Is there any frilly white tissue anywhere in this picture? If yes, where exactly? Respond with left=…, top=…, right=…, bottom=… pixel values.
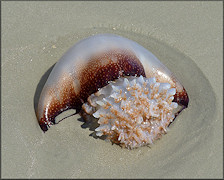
left=82, top=75, right=178, bottom=149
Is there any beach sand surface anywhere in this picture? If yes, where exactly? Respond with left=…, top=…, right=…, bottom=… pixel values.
left=2, top=2, right=223, bottom=178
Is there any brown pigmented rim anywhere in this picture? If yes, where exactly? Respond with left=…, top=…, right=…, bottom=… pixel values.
left=38, top=50, right=146, bottom=132
left=38, top=49, right=189, bottom=132
left=174, top=87, right=189, bottom=108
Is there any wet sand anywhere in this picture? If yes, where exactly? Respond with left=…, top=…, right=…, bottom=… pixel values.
left=2, top=1, right=223, bottom=178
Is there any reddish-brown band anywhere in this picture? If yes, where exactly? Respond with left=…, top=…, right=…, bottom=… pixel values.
left=39, top=50, right=146, bottom=132
left=174, top=87, right=189, bottom=108
left=38, top=50, right=189, bottom=132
